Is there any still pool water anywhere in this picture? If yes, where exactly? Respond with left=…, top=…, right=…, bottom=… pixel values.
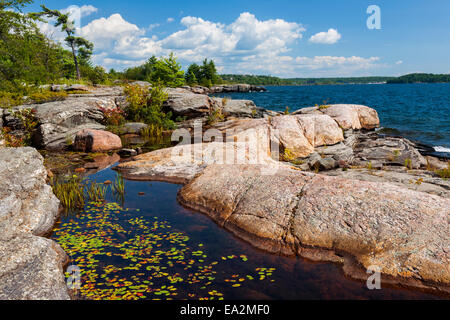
left=50, top=167, right=443, bottom=300
left=213, top=83, right=450, bottom=153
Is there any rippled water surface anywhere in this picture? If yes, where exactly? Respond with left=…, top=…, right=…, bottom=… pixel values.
left=50, top=167, right=443, bottom=300
left=213, top=83, right=450, bottom=152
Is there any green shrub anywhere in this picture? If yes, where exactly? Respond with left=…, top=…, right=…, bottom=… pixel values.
left=123, top=83, right=174, bottom=129
left=26, top=90, right=67, bottom=104
left=11, top=108, right=38, bottom=144
left=99, top=107, right=126, bottom=127
left=436, top=166, right=450, bottom=179
left=207, top=107, right=224, bottom=125
left=81, top=65, right=110, bottom=85
left=318, top=104, right=331, bottom=110
left=283, top=148, right=296, bottom=162
left=0, top=91, right=23, bottom=108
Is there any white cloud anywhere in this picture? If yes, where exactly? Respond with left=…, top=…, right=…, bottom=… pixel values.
left=37, top=10, right=381, bottom=76
left=309, top=28, right=341, bottom=44
left=160, top=12, right=304, bottom=63
left=79, top=14, right=142, bottom=50
left=395, top=60, right=403, bottom=65
left=167, top=17, right=175, bottom=23
left=230, top=55, right=380, bottom=77
left=148, top=23, right=160, bottom=31
left=62, top=5, right=98, bottom=18
left=229, top=12, right=304, bottom=52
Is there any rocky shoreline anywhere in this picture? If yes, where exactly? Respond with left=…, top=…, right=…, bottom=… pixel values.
left=1, top=84, right=449, bottom=299
left=0, top=148, right=70, bottom=300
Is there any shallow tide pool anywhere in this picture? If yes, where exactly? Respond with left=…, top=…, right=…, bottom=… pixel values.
left=50, top=166, right=443, bottom=300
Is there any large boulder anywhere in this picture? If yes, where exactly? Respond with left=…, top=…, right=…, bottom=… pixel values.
left=0, top=235, right=69, bottom=300
left=0, top=147, right=69, bottom=300
left=178, top=164, right=450, bottom=294
left=214, top=114, right=344, bottom=159
left=212, top=98, right=259, bottom=118
left=320, top=105, right=362, bottom=130
left=294, top=104, right=380, bottom=131
left=164, top=88, right=211, bottom=118
left=164, top=87, right=272, bottom=120
left=295, top=114, right=345, bottom=147
left=74, top=129, right=122, bottom=152
left=4, top=86, right=124, bottom=150
left=27, top=97, right=115, bottom=150
left=270, top=115, right=315, bottom=158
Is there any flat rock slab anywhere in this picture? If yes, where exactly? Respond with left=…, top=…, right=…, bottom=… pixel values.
left=116, top=142, right=279, bottom=183
left=178, top=164, right=450, bottom=294
left=0, top=147, right=69, bottom=300
left=324, top=167, right=450, bottom=198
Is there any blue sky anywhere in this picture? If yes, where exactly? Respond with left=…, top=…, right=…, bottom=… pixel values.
left=27, top=0, right=450, bottom=77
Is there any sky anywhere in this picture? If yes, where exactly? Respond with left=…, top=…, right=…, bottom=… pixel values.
left=25, top=0, right=450, bottom=78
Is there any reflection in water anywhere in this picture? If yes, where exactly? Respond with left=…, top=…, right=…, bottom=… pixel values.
left=51, top=167, right=442, bottom=300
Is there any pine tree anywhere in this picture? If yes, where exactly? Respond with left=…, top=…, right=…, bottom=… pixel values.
left=34, top=5, right=93, bottom=80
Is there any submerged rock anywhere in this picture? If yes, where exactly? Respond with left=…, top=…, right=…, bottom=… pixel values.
left=83, top=153, right=121, bottom=174
left=178, top=164, right=450, bottom=294
left=118, top=148, right=138, bottom=157
left=0, top=147, right=69, bottom=300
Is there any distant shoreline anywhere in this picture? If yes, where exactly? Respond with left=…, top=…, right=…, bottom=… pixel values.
left=220, top=73, right=450, bottom=86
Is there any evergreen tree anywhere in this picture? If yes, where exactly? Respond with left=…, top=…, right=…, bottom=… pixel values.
left=34, top=5, right=94, bottom=80
left=185, top=59, right=221, bottom=86
left=149, top=53, right=185, bottom=87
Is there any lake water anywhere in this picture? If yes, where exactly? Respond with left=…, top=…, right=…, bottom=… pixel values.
left=213, top=83, right=450, bottom=155
left=50, top=167, right=443, bottom=300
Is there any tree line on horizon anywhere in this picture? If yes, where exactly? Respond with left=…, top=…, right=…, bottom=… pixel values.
left=386, top=73, right=450, bottom=84
left=117, top=56, right=223, bottom=88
